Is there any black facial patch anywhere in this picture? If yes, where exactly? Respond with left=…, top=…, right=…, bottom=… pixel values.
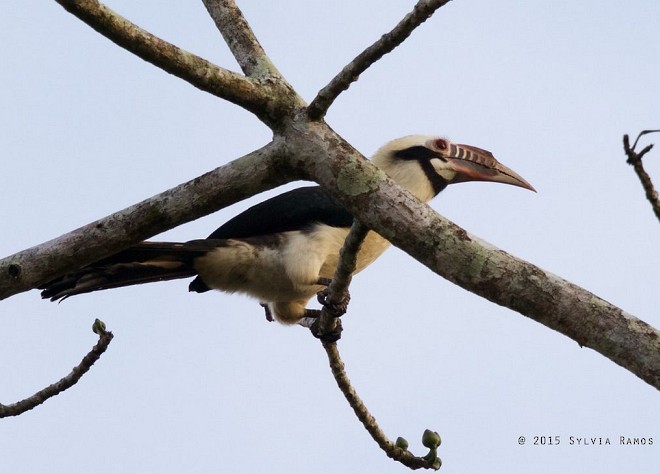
left=394, top=146, right=449, bottom=196
left=393, top=146, right=444, bottom=161
left=418, top=159, right=449, bottom=196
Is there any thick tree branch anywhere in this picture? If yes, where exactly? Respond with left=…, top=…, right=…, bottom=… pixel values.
left=55, top=0, right=290, bottom=124
left=0, top=142, right=293, bottom=300
left=0, top=319, right=113, bottom=418
left=282, top=121, right=660, bottom=390
left=623, top=130, right=660, bottom=222
left=307, top=0, right=453, bottom=120
left=323, top=341, right=441, bottom=470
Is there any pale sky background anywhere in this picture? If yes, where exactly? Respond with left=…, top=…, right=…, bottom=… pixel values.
left=1, top=1, right=659, bottom=473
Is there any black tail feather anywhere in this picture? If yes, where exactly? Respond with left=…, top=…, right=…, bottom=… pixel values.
left=39, top=241, right=207, bottom=301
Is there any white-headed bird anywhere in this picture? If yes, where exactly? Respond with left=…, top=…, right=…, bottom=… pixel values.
left=41, top=136, right=534, bottom=324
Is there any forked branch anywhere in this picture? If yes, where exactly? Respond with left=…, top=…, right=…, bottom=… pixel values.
left=623, top=130, right=660, bottom=222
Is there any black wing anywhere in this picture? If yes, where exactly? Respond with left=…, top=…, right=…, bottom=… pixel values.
left=206, top=186, right=353, bottom=239
left=188, top=186, right=354, bottom=293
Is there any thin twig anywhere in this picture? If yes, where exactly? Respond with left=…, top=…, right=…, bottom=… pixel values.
left=307, top=0, right=452, bottom=120
left=0, top=319, right=113, bottom=418
left=317, top=222, right=440, bottom=468
left=630, top=129, right=660, bottom=151
left=317, top=221, right=369, bottom=337
left=623, top=130, right=660, bottom=222
left=54, top=0, right=286, bottom=124
left=318, top=222, right=441, bottom=469
left=323, top=341, right=440, bottom=470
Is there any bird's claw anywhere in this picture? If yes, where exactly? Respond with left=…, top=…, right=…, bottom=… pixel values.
left=310, top=317, right=343, bottom=343
left=316, top=288, right=351, bottom=318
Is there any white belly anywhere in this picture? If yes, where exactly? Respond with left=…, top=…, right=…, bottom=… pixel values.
left=192, top=225, right=392, bottom=322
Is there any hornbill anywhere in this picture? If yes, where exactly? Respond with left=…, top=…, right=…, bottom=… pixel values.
left=40, top=135, right=534, bottom=324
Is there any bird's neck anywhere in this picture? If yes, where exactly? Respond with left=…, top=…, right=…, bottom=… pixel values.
left=378, top=158, right=443, bottom=203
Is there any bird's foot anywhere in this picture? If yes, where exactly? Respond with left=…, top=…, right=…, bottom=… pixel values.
left=311, top=316, right=343, bottom=343
left=299, top=309, right=343, bottom=342
left=317, top=286, right=351, bottom=318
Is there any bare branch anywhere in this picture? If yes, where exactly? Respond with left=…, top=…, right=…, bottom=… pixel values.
left=623, top=130, right=660, bottom=222
left=0, top=319, right=113, bottom=418
left=0, top=142, right=292, bottom=300
left=54, top=0, right=289, bottom=124
left=323, top=341, right=440, bottom=470
left=307, top=0, right=452, bottom=120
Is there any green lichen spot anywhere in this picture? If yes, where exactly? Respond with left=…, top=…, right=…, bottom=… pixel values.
left=336, top=161, right=380, bottom=196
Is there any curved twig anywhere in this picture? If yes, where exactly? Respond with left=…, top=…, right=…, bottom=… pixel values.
left=0, top=319, right=113, bottom=418
left=629, top=129, right=660, bottom=151
left=317, top=222, right=442, bottom=469
left=307, top=0, right=452, bottom=120
left=323, top=341, right=440, bottom=470
left=55, top=0, right=288, bottom=124
left=623, top=130, right=660, bottom=222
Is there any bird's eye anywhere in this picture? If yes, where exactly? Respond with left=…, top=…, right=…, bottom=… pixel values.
left=435, top=138, right=448, bottom=150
